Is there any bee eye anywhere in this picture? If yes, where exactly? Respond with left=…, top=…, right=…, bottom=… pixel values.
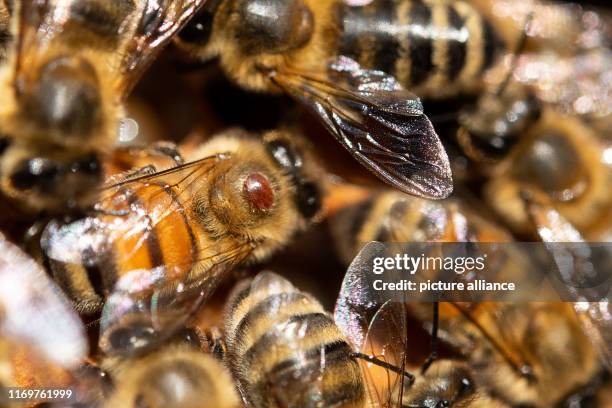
left=11, top=158, right=60, bottom=191
left=72, top=154, right=101, bottom=176
left=243, top=172, right=275, bottom=211
left=267, top=139, right=301, bottom=171
left=296, top=180, right=320, bottom=218
left=104, top=323, right=159, bottom=357
left=178, top=2, right=217, bottom=45
left=459, top=377, right=473, bottom=395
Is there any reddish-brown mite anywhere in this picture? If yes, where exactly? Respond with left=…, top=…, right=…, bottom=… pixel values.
left=243, top=172, right=275, bottom=211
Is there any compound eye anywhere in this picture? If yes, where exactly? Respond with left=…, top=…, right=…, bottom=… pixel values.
left=11, top=158, right=61, bottom=192
left=243, top=172, right=275, bottom=211
left=296, top=180, right=320, bottom=219
left=102, top=321, right=159, bottom=357
left=72, top=154, right=101, bottom=176
left=267, top=139, right=301, bottom=170
left=178, top=3, right=215, bottom=45
left=458, top=377, right=473, bottom=396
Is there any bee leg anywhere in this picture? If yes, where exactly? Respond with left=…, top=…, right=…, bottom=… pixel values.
left=145, top=141, right=184, bottom=166
left=124, top=141, right=184, bottom=166
left=73, top=297, right=104, bottom=315
left=421, top=301, right=439, bottom=374
left=350, top=352, right=415, bottom=385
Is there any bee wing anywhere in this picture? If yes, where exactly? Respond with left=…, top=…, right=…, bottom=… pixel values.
left=41, top=155, right=254, bottom=357
left=574, top=301, right=612, bottom=371
left=114, top=0, right=206, bottom=96
left=0, top=233, right=87, bottom=368
left=335, top=242, right=409, bottom=407
left=273, top=56, right=452, bottom=199
left=98, top=243, right=251, bottom=357
left=43, top=155, right=225, bottom=266
left=524, top=198, right=612, bottom=369
left=14, top=0, right=204, bottom=97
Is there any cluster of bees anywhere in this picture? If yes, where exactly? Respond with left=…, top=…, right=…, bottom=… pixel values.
left=0, top=0, right=610, bottom=407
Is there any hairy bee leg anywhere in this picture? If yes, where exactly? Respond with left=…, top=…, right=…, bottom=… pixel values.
left=421, top=301, right=440, bottom=374
left=121, top=141, right=184, bottom=166
left=74, top=297, right=104, bottom=315
left=145, top=141, right=185, bottom=166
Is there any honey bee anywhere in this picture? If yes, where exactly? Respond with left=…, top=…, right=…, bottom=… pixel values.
left=103, top=344, right=240, bottom=408
left=224, top=270, right=368, bottom=407
left=434, top=301, right=603, bottom=407
left=332, top=191, right=606, bottom=407
left=0, top=231, right=87, bottom=396
left=457, top=84, right=542, bottom=164
left=42, top=129, right=323, bottom=358
left=484, top=107, right=612, bottom=240
left=329, top=188, right=514, bottom=265
left=172, top=0, right=489, bottom=199
left=0, top=0, right=206, bottom=213
left=225, top=271, right=505, bottom=407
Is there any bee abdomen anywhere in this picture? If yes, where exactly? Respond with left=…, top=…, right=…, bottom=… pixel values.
left=225, top=273, right=367, bottom=408
left=338, top=0, right=503, bottom=97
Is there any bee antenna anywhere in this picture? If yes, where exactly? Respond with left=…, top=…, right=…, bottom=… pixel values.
left=420, top=302, right=439, bottom=374
left=350, top=352, right=415, bottom=386
left=495, top=12, right=534, bottom=97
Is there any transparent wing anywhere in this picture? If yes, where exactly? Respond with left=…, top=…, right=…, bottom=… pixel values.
left=524, top=198, right=612, bottom=369
left=15, top=0, right=205, bottom=97
left=0, top=232, right=87, bottom=368
left=14, top=1, right=132, bottom=77
left=335, top=242, right=411, bottom=407
left=574, top=301, right=612, bottom=371
left=43, top=155, right=225, bottom=267
left=273, top=56, right=452, bottom=199
left=115, top=0, right=207, bottom=96
left=98, top=245, right=250, bottom=357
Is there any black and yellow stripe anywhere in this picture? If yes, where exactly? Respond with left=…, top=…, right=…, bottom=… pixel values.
left=338, top=0, right=503, bottom=97
left=49, top=181, right=200, bottom=314
left=225, top=272, right=367, bottom=408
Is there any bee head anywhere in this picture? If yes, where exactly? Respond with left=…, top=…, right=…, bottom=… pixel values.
left=402, top=361, right=476, bottom=407
left=228, top=0, right=314, bottom=55
left=265, top=135, right=321, bottom=219
left=190, top=130, right=321, bottom=262
left=24, top=55, right=102, bottom=140
left=459, top=86, right=541, bottom=161
left=0, top=144, right=102, bottom=212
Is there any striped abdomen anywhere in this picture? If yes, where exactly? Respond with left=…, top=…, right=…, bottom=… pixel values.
left=337, top=0, right=503, bottom=97
left=224, top=272, right=367, bottom=408
left=47, top=182, right=200, bottom=314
